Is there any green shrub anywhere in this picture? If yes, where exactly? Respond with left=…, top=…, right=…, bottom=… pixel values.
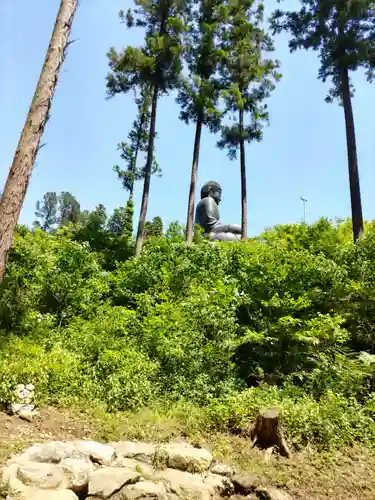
left=0, top=229, right=110, bottom=330
left=1, top=219, right=375, bottom=450
left=138, top=281, right=243, bottom=401
left=0, top=336, right=92, bottom=407
left=199, top=386, right=375, bottom=449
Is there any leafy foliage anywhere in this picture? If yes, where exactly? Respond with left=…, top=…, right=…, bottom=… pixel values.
left=59, top=192, right=82, bottom=226
left=2, top=219, right=375, bottom=449
left=176, top=0, right=226, bottom=244
left=34, top=192, right=58, bottom=231
left=107, top=0, right=187, bottom=96
left=217, top=0, right=280, bottom=159
left=269, top=0, right=374, bottom=243
left=214, top=0, right=280, bottom=238
left=144, top=216, right=163, bottom=237
left=270, top=0, right=375, bottom=102
left=176, top=0, right=224, bottom=130
left=113, top=85, right=161, bottom=196
left=34, top=191, right=82, bottom=231
left=107, top=0, right=188, bottom=255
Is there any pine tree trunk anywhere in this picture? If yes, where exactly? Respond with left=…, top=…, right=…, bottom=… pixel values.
left=0, top=0, right=78, bottom=281
left=186, top=119, right=203, bottom=245
left=341, top=66, right=363, bottom=242
left=239, top=108, right=247, bottom=239
left=135, top=83, right=159, bottom=257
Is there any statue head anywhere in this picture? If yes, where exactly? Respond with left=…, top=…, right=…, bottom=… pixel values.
left=201, top=181, right=222, bottom=205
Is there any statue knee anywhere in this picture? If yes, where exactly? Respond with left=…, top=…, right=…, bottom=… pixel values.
left=210, top=232, right=240, bottom=241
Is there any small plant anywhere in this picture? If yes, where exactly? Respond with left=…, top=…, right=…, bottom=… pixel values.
left=153, top=446, right=169, bottom=470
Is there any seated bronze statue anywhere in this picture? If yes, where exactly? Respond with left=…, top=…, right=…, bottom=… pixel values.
left=195, top=181, right=242, bottom=241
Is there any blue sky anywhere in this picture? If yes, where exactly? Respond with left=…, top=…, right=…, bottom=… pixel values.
left=0, top=0, right=373, bottom=236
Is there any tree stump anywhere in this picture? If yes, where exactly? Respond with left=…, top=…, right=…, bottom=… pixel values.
left=250, top=407, right=291, bottom=458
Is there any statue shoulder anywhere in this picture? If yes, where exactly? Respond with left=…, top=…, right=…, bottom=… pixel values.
left=198, top=197, right=214, bottom=209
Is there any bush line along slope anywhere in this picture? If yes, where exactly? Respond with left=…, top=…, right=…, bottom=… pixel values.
left=2, top=218, right=375, bottom=451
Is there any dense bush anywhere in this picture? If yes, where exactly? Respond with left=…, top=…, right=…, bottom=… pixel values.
left=1, top=219, right=375, bottom=450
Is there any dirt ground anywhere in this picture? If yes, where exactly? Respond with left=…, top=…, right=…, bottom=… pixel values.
left=0, top=407, right=93, bottom=464
left=209, top=434, right=375, bottom=500
left=0, top=408, right=374, bottom=500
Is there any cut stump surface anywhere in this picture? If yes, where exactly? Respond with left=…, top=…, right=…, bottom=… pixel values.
left=250, top=408, right=291, bottom=458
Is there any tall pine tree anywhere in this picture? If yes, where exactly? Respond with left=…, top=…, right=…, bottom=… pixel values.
left=34, top=192, right=58, bottom=231
left=218, top=0, right=279, bottom=239
left=107, top=0, right=187, bottom=256
left=271, top=0, right=375, bottom=242
left=177, top=0, right=224, bottom=244
left=59, top=192, right=81, bottom=227
left=0, top=0, right=78, bottom=281
left=112, top=85, right=160, bottom=239
left=107, top=207, right=128, bottom=236
left=144, top=216, right=164, bottom=237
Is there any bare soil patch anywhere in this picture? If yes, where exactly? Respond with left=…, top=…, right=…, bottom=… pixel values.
left=0, top=408, right=93, bottom=464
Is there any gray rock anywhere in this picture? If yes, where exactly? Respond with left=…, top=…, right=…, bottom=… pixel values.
left=2, top=463, right=25, bottom=495
left=60, top=457, right=94, bottom=493
left=19, top=409, right=37, bottom=422
left=88, top=467, right=141, bottom=498
left=17, top=461, right=65, bottom=489
left=17, top=487, right=78, bottom=499
left=230, top=495, right=257, bottom=500
left=20, top=441, right=85, bottom=463
left=204, top=473, right=234, bottom=496
left=17, top=388, right=34, bottom=404
left=210, top=463, right=234, bottom=477
left=114, top=480, right=167, bottom=500
left=157, top=443, right=213, bottom=473
left=156, top=468, right=213, bottom=500
left=359, top=351, right=375, bottom=364
left=2, top=463, right=19, bottom=484
left=23, top=394, right=35, bottom=405
left=10, top=403, right=36, bottom=416
left=26, top=384, right=35, bottom=391
left=10, top=403, right=26, bottom=414
left=112, top=456, right=154, bottom=476
left=7, top=474, right=26, bottom=495
left=2, top=440, right=265, bottom=500
left=74, top=440, right=117, bottom=466
left=110, top=441, right=156, bottom=465
left=256, top=486, right=293, bottom=500
left=232, top=474, right=261, bottom=494
left=18, top=389, right=30, bottom=401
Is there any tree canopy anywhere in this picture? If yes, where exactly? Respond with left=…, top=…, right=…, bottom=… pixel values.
left=270, top=0, right=375, bottom=102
